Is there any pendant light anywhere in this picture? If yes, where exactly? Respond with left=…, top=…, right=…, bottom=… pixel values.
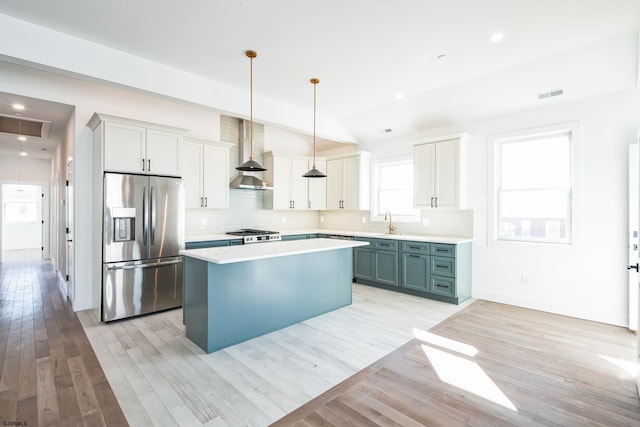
left=236, top=50, right=266, bottom=172
left=303, top=78, right=326, bottom=178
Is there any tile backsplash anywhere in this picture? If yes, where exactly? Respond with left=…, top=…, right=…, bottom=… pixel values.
left=318, top=210, right=473, bottom=238
left=185, top=190, right=319, bottom=237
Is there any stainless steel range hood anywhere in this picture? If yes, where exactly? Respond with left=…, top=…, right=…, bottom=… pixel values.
left=230, top=120, right=273, bottom=190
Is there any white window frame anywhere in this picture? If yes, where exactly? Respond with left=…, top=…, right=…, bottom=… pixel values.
left=371, top=156, right=420, bottom=223
left=488, top=121, right=582, bottom=247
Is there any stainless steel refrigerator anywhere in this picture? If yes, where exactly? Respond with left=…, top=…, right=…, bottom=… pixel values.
left=102, top=172, right=184, bottom=322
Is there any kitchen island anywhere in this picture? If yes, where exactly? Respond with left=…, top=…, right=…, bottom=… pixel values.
left=180, top=238, right=369, bottom=353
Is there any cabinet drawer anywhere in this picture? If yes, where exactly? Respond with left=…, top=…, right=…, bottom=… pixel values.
left=431, top=256, right=455, bottom=277
left=430, top=243, right=455, bottom=257
left=375, top=239, right=398, bottom=251
left=430, top=276, right=455, bottom=297
left=401, top=241, right=430, bottom=255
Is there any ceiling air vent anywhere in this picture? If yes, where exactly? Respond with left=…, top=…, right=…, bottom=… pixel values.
left=0, top=114, right=51, bottom=138
left=538, top=89, right=564, bottom=100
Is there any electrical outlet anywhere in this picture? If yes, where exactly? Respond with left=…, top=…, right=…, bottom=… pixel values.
left=282, top=217, right=286, bottom=223
left=320, top=216, right=324, bottom=223
left=362, top=217, right=367, bottom=224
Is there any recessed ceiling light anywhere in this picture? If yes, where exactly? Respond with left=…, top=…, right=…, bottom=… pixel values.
left=395, top=93, right=404, bottom=100
left=18, top=136, right=26, bottom=141
left=490, top=33, right=504, bottom=43
left=12, top=103, right=25, bottom=110
left=20, top=151, right=27, bottom=156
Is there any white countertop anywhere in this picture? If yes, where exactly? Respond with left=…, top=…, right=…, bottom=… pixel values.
left=180, top=238, right=369, bottom=264
left=186, top=229, right=472, bottom=245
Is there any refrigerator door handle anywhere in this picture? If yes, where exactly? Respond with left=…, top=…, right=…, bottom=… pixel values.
left=106, top=258, right=182, bottom=271
left=150, top=187, right=156, bottom=245
left=143, top=186, right=148, bottom=246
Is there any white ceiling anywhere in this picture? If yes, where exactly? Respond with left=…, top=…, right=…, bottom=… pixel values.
left=0, top=0, right=638, bottom=157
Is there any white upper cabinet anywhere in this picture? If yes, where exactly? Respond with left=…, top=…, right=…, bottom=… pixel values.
left=308, top=159, right=327, bottom=210
left=90, top=113, right=184, bottom=177
left=264, top=152, right=326, bottom=210
left=413, top=133, right=470, bottom=209
left=181, top=139, right=231, bottom=209
left=325, top=152, right=371, bottom=210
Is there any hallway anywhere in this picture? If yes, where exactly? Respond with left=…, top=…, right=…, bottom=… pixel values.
left=0, top=250, right=127, bottom=426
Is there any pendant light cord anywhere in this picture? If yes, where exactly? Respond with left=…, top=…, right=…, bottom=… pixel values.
left=249, top=52, right=254, bottom=161
left=311, top=78, right=319, bottom=169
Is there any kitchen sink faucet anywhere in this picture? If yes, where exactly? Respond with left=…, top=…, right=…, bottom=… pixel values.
left=384, top=211, right=395, bottom=234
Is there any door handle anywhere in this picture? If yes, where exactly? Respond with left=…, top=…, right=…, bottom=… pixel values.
left=204, top=197, right=208, bottom=207
left=142, top=158, right=146, bottom=171
left=628, top=263, right=639, bottom=272
left=150, top=187, right=156, bottom=245
left=147, top=159, right=151, bottom=172
left=142, top=187, right=148, bottom=246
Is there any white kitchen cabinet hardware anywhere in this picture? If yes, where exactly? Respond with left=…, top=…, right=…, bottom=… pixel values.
left=325, top=152, right=371, bottom=210
left=413, top=133, right=470, bottom=209
left=264, top=152, right=326, bottom=210
left=89, top=113, right=184, bottom=177
left=181, top=139, right=231, bottom=209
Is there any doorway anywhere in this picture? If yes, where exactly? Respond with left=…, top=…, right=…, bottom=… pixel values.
left=1, top=183, right=44, bottom=259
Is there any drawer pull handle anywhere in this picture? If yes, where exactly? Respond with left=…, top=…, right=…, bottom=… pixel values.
left=436, top=248, right=448, bottom=252
left=380, top=244, right=390, bottom=247
left=409, top=254, right=420, bottom=258
left=436, top=284, right=448, bottom=288
left=436, top=264, right=447, bottom=268
left=409, top=246, right=421, bottom=249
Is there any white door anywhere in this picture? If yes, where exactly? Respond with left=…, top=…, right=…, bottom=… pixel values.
left=181, top=141, right=204, bottom=208
left=629, top=143, right=638, bottom=332
left=202, top=145, right=229, bottom=209
left=342, top=156, right=361, bottom=210
left=290, top=158, right=309, bottom=210
left=308, top=159, right=326, bottom=210
left=414, top=143, right=436, bottom=207
left=630, top=141, right=640, bottom=396
left=325, top=159, right=344, bottom=210
left=146, top=129, right=181, bottom=176
left=103, top=121, right=146, bottom=173
left=66, top=160, right=74, bottom=303
left=436, top=139, right=459, bottom=208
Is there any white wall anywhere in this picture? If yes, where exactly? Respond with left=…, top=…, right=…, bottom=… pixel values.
left=360, top=90, right=640, bottom=327
left=3, top=223, right=40, bottom=250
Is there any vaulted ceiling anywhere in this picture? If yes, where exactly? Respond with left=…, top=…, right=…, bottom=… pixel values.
left=0, top=0, right=638, bottom=158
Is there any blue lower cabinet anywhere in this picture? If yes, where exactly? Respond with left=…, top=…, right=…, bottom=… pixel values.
left=402, top=253, right=429, bottom=291
left=355, top=238, right=471, bottom=305
left=375, top=250, right=398, bottom=286
left=354, top=240, right=375, bottom=281
left=431, top=275, right=455, bottom=297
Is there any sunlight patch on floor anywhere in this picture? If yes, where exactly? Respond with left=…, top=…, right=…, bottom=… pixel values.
left=422, top=344, right=518, bottom=411
left=600, top=354, right=637, bottom=379
left=412, top=328, right=478, bottom=357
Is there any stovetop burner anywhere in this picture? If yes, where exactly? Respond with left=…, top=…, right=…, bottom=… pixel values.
left=226, top=229, right=281, bottom=243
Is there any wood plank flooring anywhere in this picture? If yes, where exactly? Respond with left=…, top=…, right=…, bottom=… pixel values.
left=78, top=275, right=470, bottom=426
left=0, top=250, right=127, bottom=427
left=273, top=299, right=640, bottom=426
left=4, top=250, right=639, bottom=426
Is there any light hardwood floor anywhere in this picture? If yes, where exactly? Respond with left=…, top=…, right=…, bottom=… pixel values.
left=0, top=250, right=127, bottom=426
left=78, top=281, right=471, bottom=426
left=274, top=299, right=640, bottom=426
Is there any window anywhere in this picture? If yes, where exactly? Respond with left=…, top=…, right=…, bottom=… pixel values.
left=372, top=158, right=419, bottom=222
left=2, top=184, right=39, bottom=224
left=492, top=123, right=578, bottom=244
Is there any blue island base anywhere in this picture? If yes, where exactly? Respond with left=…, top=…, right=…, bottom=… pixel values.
left=183, top=247, right=353, bottom=353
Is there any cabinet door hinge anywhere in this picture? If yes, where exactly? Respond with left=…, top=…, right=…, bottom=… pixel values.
left=65, top=180, right=69, bottom=187
left=66, top=275, right=69, bottom=281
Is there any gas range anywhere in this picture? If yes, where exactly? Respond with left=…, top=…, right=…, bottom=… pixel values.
left=226, top=229, right=281, bottom=244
